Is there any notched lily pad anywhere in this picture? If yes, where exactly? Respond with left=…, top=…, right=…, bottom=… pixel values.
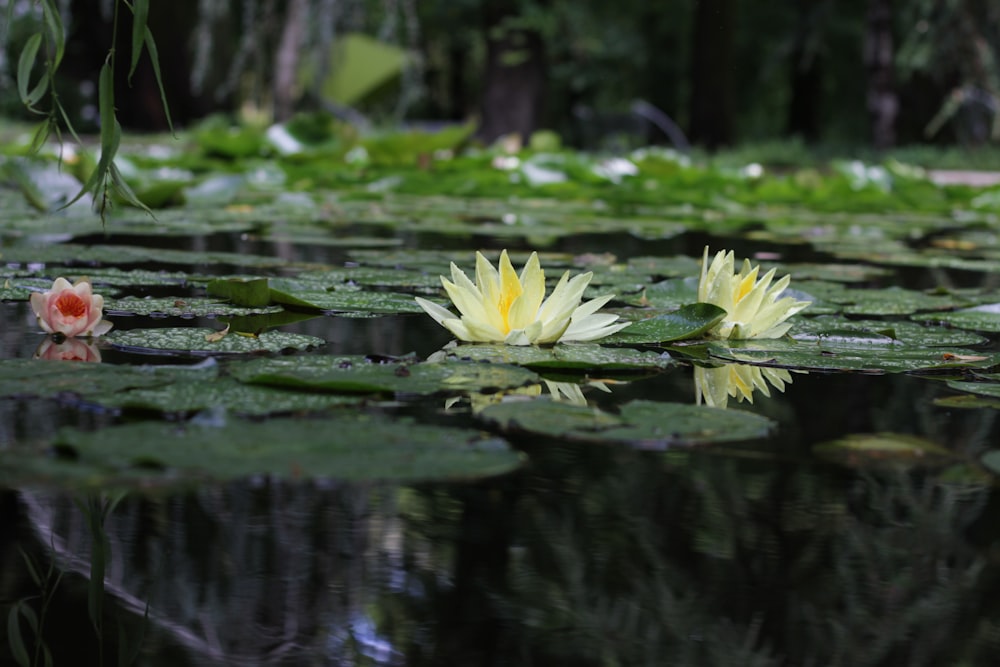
left=231, top=355, right=540, bottom=395
left=914, top=303, right=1000, bottom=333
left=704, top=338, right=1000, bottom=374
left=107, top=327, right=324, bottom=356
left=478, top=398, right=774, bottom=448
left=813, top=432, right=953, bottom=467
left=98, top=377, right=363, bottom=415
left=106, top=296, right=283, bottom=318
left=792, top=315, right=987, bottom=347
left=0, top=358, right=205, bottom=399
left=433, top=342, right=676, bottom=373
left=604, top=303, right=727, bottom=344
left=28, top=415, right=522, bottom=488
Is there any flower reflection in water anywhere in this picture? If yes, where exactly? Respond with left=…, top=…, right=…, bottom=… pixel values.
left=446, top=379, right=613, bottom=413
left=34, top=337, right=103, bottom=363
left=694, top=362, right=800, bottom=409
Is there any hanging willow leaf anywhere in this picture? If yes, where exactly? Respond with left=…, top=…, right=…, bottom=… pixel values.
left=40, top=0, right=65, bottom=68
left=129, top=0, right=150, bottom=81
left=16, top=33, right=46, bottom=109
left=141, top=27, right=174, bottom=134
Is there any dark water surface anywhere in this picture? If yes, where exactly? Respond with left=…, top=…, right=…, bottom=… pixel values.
left=3, top=232, right=1000, bottom=666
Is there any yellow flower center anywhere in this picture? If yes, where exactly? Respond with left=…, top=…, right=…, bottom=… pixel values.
left=735, top=274, right=755, bottom=303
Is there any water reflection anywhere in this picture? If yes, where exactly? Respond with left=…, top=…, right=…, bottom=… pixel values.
left=445, top=378, right=613, bottom=412
left=34, top=337, right=103, bottom=362
left=694, top=362, right=800, bottom=409
left=7, top=439, right=997, bottom=666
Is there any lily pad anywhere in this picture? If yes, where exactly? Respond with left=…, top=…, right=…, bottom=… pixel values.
left=10, top=414, right=522, bottom=488
left=97, top=377, right=363, bottom=415
left=813, top=432, right=953, bottom=466
left=701, top=338, right=1000, bottom=374
left=231, top=355, right=540, bottom=396
left=478, top=398, right=774, bottom=448
left=268, top=279, right=425, bottom=313
left=0, top=358, right=203, bottom=399
left=432, top=342, right=677, bottom=372
left=106, top=296, right=283, bottom=318
left=603, top=303, right=727, bottom=344
left=791, top=315, right=987, bottom=347
left=106, top=327, right=325, bottom=356
left=914, top=303, right=1000, bottom=333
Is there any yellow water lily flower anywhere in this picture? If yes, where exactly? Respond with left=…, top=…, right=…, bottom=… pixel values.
left=694, top=363, right=797, bottom=409
left=416, top=250, right=629, bottom=345
left=698, top=247, right=810, bottom=339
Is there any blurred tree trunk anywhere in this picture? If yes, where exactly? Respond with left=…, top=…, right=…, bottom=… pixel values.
left=787, top=0, right=824, bottom=141
left=274, top=0, right=309, bottom=122
left=865, top=0, right=897, bottom=149
left=477, top=0, right=547, bottom=144
left=688, top=0, right=735, bottom=148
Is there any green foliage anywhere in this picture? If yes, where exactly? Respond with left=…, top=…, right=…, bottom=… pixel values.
left=10, top=0, right=172, bottom=220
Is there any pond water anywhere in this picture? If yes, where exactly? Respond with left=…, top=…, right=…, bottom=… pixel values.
left=5, top=176, right=1000, bottom=666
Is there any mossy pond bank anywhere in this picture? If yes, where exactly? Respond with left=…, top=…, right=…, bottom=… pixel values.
left=4, top=134, right=1000, bottom=665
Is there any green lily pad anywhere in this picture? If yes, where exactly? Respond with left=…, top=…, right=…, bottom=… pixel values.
left=624, top=277, right=699, bottom=308
left=268, top=278, right=425, bottom=313
left=106, top=328, right=325, bottom=356
left=914, top=303, right=1000, bottom=333
left=106, top=296, right=283, bottom=318
left=231, top=356, right=540, bottom=396
left=702, top=338, right=1000, bottom=374
left=432, top=342, right=677, bottom=372
left=0, top=358, right=203, bottom=399
left=934, top=394, right=1000, bottom=410
left=603, top=303, right=727, bottom=344
left=478, top=398, right=774, bottom=448
left=206, top=277, right=273, bottom=307
left=8, top=414, right=521, bottom=489
left=98, top=376, right=363, bottom=415
left=791, top=315, right=987, bottom=347
left=813, top=432, right=953, bottom=466
left=944, top=379, right=1000, bottom=401
left=0, top=243, right=323, bottom=270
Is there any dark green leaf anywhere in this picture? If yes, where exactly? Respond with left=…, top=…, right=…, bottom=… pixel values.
left=479, top=399, right=774, bottom=448
left=129, top=0, right=150, bottom=80
left=207, top=277, right=273, bottom=307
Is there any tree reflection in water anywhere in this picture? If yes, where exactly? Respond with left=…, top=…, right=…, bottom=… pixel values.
left=3, top=378, right=1000, bottom=666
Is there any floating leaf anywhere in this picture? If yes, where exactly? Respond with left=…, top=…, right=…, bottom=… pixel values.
left=231, top=356, right=540, bottom=396
left=792, top=315, right=986, bottom=347
left=478, top=399, right=774, bottom=448
left=0, top=358, right=214, bottom=400
left=914, top=303, right=1000, bottom=333
left=106, top=328, right=324, bottom=356
left=702, top=338, right=1000, bottom=374
left=814, top=432, right=953, bottom=466
left=4, top=414, right=521, bottom=489
left=106, top=297, right=283, bottom=318
left=97, top=377, right=363, bottom=415
left=206, top=277, right=272, bottom=307
left=604, top=303, right=727, bottom=344
left=433, top=343, right=677, bottom=372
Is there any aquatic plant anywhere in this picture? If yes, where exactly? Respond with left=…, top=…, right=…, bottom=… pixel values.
left=698, top=247, right=810, bottom=339
left=30, top=278, right=113, bottom=338
left=415, top=250, right=629, bottom=345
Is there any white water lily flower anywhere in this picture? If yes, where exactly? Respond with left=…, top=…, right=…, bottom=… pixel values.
left=694, top=363, right=796, bottom=409
left=415, top=250, right=630, bottom=345
left=698, top=247, right=810, bottom=339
